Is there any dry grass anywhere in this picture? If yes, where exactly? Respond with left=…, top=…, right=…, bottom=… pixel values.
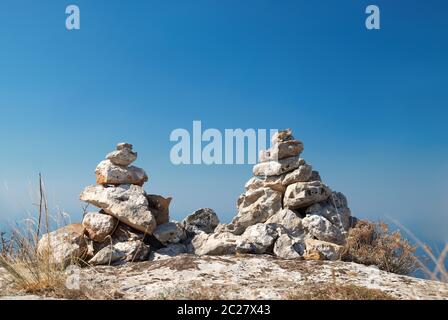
left=285, top=283, right=395, bottom=300
left=342, top=220, right=418, bottom=275
left=0, top=174, right=78, bottom=297
left=388, top=219, right=447, bottom=283
left=154, top=282, right=394, bottom=300
left=154, top=283, right=225, bottom=300
left=419, top=243, right=448, bottom=283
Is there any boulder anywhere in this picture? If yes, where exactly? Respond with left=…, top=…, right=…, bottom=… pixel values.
left=265, top=209, right=303, bottom=236
left=236, top=223, right=279, bottom=254
left=253, top=156, right=304, bottom=177
left=302, top=215, right=345, bottom=245
left=305, top=239, right=344, bottom=261
left=153, top=222, right=187, bottom=245
left=305, top=192, right=351, bottom=231
left=89, top=240, right=150, bottom=265
left=80, top=184, right=157, bottom=235
left=282, top=164, right=313, bottom=185
left=191, top=232, right=240, bottom=256
left=182, top=208, right=220, bottom=235
left=95, top=160, right=148, bottom=186
left=146, top=194, right=172, bottom=225
left=259, top=140, right=304, bottom=162
left=113, top=240, right=150, bottom=262
left=89, top=246, right=125, bottom=266
left=82, top=212, right=118, bottom=243
left=37, top=224, right=88, bottom=267
left=106, top=148, right=137, bottom=166
left=273, top=233, right=304, bottom=259
left=284, top=181, right=331, bottom=209
left=230, top=187, right=282, bottom=235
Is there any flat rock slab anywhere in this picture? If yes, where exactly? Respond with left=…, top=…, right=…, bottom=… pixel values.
left=1, top=257, right=447, bottom=300
left=75, top=255, right=447, bottom=300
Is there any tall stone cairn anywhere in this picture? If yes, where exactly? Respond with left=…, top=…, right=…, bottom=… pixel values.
left=191, top=129, right=355, bottom=261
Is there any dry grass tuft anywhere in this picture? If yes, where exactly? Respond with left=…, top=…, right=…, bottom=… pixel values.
left=389, top=219, right=447, bottom=283
left=285, top=283, right=395, bottom=300
left=154, top=282, right=394, bottom=300
left=0, top=174, right=80, bottom=297
left=154, top=283, right=226, bottom=300
left=342, top=220, right=418, bottom=275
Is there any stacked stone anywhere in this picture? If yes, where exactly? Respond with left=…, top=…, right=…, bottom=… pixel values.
left=37, top=143, right=184, bottom=266
left=191, top=129, right=354, bottom=261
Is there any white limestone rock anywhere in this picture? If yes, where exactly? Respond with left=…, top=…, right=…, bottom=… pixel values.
left=153, top=222, right=187, bottom=245
left=182, top=208, right=220, bottom=235
left=80, top=184, right=157, bottom=235
left=82, top=212, right=118, bottom=243
left=95, top=160, right=148, bottom=186
left=37, top=224, right=88, bottom=267
left=284, top=181, right=331, bottom=209
left=253, top=156, right=305, bottom=177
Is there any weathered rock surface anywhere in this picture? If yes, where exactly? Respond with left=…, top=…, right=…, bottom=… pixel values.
left=284, top=181, right=332, bottom=209
left=82, top=212, right=118, bottom=243
left=253, top=156, right=304, bottom=177
left=48, top=255, right=448, bottom=300
left=95, top=160, right=148, bottom=186
left=37, top=224, right=88, bottom=266
left=153, top=222, right=186, bottom=245
left=80, top=184, right=157, bottom=235
left=182, top=208, right=220, bottom=235
left=229, top=187, right=283, bottom=235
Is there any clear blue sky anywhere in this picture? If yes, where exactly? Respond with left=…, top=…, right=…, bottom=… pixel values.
left=0, top=0, right=447, bottom=243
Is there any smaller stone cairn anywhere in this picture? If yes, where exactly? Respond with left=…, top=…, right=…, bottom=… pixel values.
left=38, top=143, right=190, bottom=266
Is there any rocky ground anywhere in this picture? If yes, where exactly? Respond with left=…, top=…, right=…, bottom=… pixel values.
left=1, top=255, right=447, bottom=300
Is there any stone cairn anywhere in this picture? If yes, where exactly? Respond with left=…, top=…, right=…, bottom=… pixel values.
left=190, top=129, right=355, bottom=261
left=38, top=143, right=191, bottom=266
left=37, top=132, right=356, bottom=267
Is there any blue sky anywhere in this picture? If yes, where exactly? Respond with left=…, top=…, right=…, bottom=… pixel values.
left=0, top=0, right=447, bottom=243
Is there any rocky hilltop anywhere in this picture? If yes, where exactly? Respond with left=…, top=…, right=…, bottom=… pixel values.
left=1, top=255, right=447, bottom=300
left=15, top=129, right=445, bottom=300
